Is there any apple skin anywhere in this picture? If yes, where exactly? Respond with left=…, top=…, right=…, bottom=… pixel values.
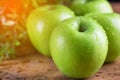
left=50, top=17, right=108, bottom=78
left=55, top=0, right=106, bottom=4
left=27, top=5, right=75, bottom=56
left=69, top=0, right=113, bottom=16
left=86, top=13, right=120, bottom=62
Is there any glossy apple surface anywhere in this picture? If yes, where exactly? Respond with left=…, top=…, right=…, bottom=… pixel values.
left=27, top=5, right=75, bottom=56
left=69, top=0, right=113, bottom=16
left=86, top=13, right=120, bottom=62
left=50, top=17, right=108, bottom=78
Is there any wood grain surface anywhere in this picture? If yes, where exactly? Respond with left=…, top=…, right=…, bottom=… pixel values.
left=0, top=2, right=120, bottom=80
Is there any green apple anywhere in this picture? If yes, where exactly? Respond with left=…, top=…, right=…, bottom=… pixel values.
left=50, top=16, right=108, bottom=78
left=86, top=13, right=120, bottom=62
left=69, top=0, right=113, bottom=16
left=26, top=5, right=75, bottom=56
left=55, top=0, right=107, bottom=4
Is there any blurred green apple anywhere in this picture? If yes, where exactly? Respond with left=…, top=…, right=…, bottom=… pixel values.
left=27, top=5, right=75, bottom=56
left=55, top=0, right=107, bottom=4
left=50, top=17, right=108, bottom=78
left=86, top=13, right=120, bottom=62
left=69, top=0, right=113, bottom=16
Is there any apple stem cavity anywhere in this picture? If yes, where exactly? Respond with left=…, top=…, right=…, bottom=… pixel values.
left=79, top=26, right=86, bottom=32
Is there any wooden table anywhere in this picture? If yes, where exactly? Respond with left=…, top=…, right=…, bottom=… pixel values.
left=0, top=2, right=120, bottom=80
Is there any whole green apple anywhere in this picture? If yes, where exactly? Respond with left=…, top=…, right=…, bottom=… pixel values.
left=27, top=5, right=75, bottom=56
left=69, top=0, right=113, bottom=16
left=86, top=13, right=120, bottom=62
left=50, top=17, right=108, bottom=78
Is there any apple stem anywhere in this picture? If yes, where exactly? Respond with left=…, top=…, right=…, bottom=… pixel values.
left=79, top=26, right=86, bottom=32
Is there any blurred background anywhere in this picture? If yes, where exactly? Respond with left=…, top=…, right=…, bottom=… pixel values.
left=109, top=0, right=120, bottom=1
